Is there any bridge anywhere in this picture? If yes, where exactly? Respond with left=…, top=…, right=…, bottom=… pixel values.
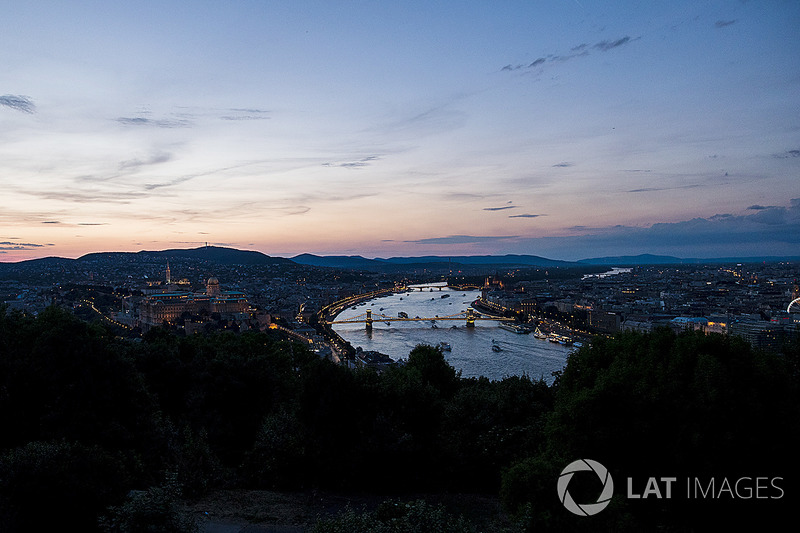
left=406, top=282, right=448, bottom=291
left=326, top=308, right=513, bottom=330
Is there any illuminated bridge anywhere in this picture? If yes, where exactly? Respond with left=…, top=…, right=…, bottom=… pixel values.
left=326, top=308, right=514, bottom=330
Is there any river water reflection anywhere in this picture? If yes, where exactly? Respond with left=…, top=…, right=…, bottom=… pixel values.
left=332, top=286, right=572, bottom=383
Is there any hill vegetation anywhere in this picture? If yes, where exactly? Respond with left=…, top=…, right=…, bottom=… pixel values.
left=0, top=305, right=797, bottom=531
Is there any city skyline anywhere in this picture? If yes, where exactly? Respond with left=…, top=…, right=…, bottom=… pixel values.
left=2, top=0, right=798, bottom=263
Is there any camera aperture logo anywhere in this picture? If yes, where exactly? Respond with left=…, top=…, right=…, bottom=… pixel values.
left=557, top=459, right=614, bottom=516
left=558, top=459, right=785, bottom=517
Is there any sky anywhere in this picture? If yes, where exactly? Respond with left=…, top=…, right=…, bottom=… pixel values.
left=1, top=0, right=798, bottom=262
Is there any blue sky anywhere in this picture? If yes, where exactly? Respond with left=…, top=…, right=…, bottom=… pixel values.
left=1, top=0, right=798, bottom=261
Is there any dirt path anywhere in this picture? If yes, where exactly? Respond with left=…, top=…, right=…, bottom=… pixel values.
left=181, top=489, right=511, bottom=532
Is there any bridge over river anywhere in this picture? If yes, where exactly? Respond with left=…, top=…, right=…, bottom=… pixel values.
left=325, top=307, right=513, bottom=330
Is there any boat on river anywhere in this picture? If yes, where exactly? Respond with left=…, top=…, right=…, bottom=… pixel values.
left=499, top=322, right=528, bottom=334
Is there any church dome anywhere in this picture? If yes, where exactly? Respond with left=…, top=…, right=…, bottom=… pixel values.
left=206, top=276, right=221, bottom=297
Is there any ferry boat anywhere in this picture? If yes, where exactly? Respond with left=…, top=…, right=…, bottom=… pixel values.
left=439, top=342, right=452, bottom=351
left=499, top=322, right=528, bottom=334
left=441, top=294, right=450, bottom=299
left=533, top=327, right=548, bottom=340
left=547, top=333, right=561, bottom=343
left=491, top=339, right=502, bottom=352
left=398, top=311, right=409, bottom=318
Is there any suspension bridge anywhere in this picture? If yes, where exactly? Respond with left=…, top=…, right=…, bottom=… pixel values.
left=326, top=308, right=514, bottom=330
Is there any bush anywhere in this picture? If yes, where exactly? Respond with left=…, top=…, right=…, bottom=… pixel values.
left=312, top=499, right=474, bottom=533
left=0, top=440, right=129, bottom=532
left=99, top=472, right=197, bottom=533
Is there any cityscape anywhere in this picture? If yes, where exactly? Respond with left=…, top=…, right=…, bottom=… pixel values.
left=2, top=247, right=799, bottom=366
left=2, top=0, right=799, bottom=531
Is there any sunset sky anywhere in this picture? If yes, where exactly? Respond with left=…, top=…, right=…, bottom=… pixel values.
left=2, top=0, right=798, bottom=262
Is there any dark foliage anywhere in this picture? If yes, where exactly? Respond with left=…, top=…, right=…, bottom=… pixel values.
left=501, top=328, right=800, bottom=531
left=1, top=306, right=797, bottom=532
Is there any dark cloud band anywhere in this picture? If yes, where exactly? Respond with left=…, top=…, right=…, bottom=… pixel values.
left=0, top=94, right=36, bottom=114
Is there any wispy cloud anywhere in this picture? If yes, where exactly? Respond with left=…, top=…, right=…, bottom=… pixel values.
left=219, top=108, right=271, bottom=121
left=143, top=175, right=197, bottom=191
left=322, top=155, right=380, bottom=169
left=22, top=188, right=147, bottom=203
left=405, top=234, right=518, bottom=245
left=0, top=241, right=46, bottom=249
left=483, top=205, right=517, bottom=211
left=116, top=117, right=192, bottom=128
left=627, top=184, right=701, bottom=193
left=773, top=149, right=800, bottom=159
left=553, top=162, right=573, bottom=168
left=118, top=151, right=173, bottom=170
left=219, top=115, right=270, bottom=121
left=715, top=20, right=737, bottom=28
left=174, top=105, right=270, bottom=122
left=509, top=214, right=545, bottom=218
left=0, top=94, right=36, bottom=114
left=501, top=35, right=636, bottom=72
left=593, top=36, right=631, bottom=51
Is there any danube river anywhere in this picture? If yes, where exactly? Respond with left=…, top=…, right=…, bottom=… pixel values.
left=331, top=286, right=573, bottom=383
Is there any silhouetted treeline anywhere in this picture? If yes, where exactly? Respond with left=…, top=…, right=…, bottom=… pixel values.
left=0, top=305, right=797, bottom=531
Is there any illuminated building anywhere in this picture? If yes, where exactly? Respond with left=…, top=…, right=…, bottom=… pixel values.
left=138, top=276, right=249, bottom=329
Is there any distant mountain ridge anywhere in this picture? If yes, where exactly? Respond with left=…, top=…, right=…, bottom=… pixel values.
left=3, top=247, right=798, bottom=272
left=578, top=253, right=800, bottom=265
left=290, top=253, right=577, bottom=269
left=79, top=246, right=292, bottom=266
left=289, top=254, right=383, bottom=269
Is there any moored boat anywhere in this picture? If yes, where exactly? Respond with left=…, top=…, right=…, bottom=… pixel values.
left=499, top=322, right=528, bottom=334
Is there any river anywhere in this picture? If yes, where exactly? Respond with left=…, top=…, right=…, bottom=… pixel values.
left=331, top=285, right=573, bottom=383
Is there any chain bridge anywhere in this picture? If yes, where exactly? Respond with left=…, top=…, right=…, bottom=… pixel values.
left=326, top=308, right=513, bottom=330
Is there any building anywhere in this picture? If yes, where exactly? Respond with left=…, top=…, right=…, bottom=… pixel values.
left=588, top=309, right=620, bottom=333
left=728, top=318, right=796, bottom=351
left=138, top=276, right=249, bottom=329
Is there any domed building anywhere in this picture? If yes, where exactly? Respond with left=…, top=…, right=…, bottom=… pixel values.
left=139, top=274, right=249, bottom=329
left=206, top=277, right=221, bottom=297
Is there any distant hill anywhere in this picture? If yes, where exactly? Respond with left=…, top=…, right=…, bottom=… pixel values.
left=290, top=254, right=383, bottom=269
left=578, top=254, right=684, bottom=265
left=579, top=254, right=800, bottom=265
left=79, top=246, right=293, bottom=266
left=290, top=253, right=580, bottom=271
left=381, top=254, right=578, bottom=267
